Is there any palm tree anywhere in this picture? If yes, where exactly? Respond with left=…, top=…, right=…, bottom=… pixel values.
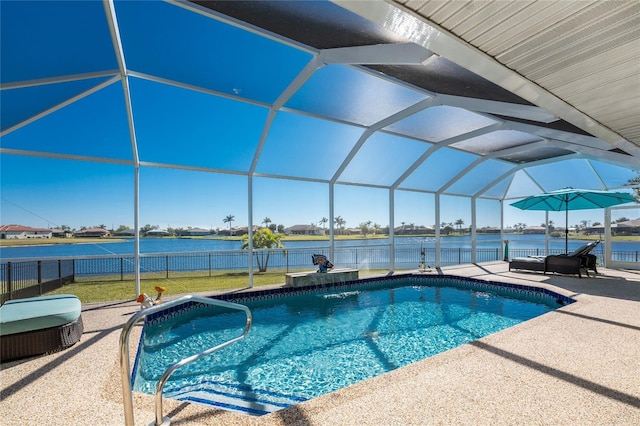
left=515, top=222, right=527, bottom=232
left=241, top=228, right=283, bottom=272
left=262, top=217, right=271, bottom=228
left=455, top=219, right=464, bottom=233
left=223, top=214, right=235, bottom=235
left=625, top=172, right=640, bottom=201
left=319, top=217, right=329, bottom=236
left=334, top=216, right=346, bottom=235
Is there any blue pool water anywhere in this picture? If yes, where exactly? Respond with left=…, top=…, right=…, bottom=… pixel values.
left=132, top=276, right=571, bottom=415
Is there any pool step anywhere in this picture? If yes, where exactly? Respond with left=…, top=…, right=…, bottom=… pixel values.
left=165, top=380, right=308, bottom=416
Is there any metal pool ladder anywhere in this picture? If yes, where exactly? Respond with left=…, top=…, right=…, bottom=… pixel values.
left=119, top=294, right=252, bottom=426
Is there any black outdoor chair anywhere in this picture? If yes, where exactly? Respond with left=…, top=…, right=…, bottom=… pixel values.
left=509, top=241, right=600, bottom=278
left=546, top=240, right=599, bottom=277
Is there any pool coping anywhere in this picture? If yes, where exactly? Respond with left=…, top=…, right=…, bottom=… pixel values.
left=144, top=273, right=575, bottom=325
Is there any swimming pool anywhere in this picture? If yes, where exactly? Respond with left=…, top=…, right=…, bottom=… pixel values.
left=132, top=275, right=573, bottom=416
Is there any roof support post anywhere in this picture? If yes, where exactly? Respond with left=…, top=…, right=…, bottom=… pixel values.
left=545, top=211, right=550, bottom=255
left=604, top=208, right=612, bottom=268
left=247, top=175, right=254, bottom=288
left=329, top=183, right=335, bottom=263
left=389, top=188, right=395, bottom=273
left=500, top=200, right=505, bottom=262
left=133, top=165, right=140, bottom=297
left=435, top=193, right=441, bottom=267
left=471, top=197, right=477, bottom=264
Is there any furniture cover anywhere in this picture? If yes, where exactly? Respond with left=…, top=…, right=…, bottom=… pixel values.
left=1, top=294, right=83, bottom=362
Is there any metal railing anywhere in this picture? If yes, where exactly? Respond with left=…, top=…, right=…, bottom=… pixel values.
left=119, top=295, right=252, bottom=426
left=0, top=259, right=74, bottom=304
left=2, top=245, right=638, bottom=301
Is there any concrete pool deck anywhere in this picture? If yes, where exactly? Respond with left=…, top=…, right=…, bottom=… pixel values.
left=1, top=261, right=639, bottom=425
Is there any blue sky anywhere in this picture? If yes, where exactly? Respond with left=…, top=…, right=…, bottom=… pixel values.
left=2, top=153, right=632, bottom=232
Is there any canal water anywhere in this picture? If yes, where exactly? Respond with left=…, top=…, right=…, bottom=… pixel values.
left=1, top=234, right=636, bottom=260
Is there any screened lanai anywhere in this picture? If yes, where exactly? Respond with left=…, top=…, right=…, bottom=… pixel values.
left=1, top=1, right=639, bottom=290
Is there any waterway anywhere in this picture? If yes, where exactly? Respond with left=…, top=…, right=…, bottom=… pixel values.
left=1, top=234, right=637, bottom=260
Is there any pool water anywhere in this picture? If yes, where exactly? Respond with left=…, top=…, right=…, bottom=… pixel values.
left=132, top=278, right=564, bottom=415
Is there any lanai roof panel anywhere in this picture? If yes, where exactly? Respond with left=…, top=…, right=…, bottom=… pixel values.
left=446, top=160, right=514, bottom=196
left=450, top=130, right=544, bottom=156
left=399, top=148, right=478, bottom=192
left=256, top=111, right=362, bottom=181
left=384, top=106, right=499, bottom=143
left=130, top=78, right=269, bottom=171
left=0, top=1, right=116, bottom=84
left=526, top=159, right=609, bottom=192
left=285, top=64, right=428, bottom=127
left=1, top=76, right=115, bottom=133
left=339, top=132, right=432, bottom=187
left=1, top=83, right=133, bottom=160
left=115, top=0, right=313, bottom=105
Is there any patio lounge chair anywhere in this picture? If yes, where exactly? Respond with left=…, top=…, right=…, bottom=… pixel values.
left=0, top=294, right=83, bottom=362
left=547, top=241, right=599, bottom=277
left=509, top=241, right=600, bottom=278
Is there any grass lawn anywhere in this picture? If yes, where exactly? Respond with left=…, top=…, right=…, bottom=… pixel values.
left=48, top=269, right=391, bottom=304
left=47, top=271, right=288, bottom=304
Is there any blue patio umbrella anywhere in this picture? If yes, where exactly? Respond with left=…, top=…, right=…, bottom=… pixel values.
left=510, top=188, right=636, bottom=253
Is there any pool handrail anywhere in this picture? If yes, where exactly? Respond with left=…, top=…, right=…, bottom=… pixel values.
left=119, top=294, right=252, bottom=426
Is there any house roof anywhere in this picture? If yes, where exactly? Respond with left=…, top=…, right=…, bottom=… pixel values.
left=0, top=224, right=50, bottom=233
left=75, top=227, right=109, bottom=233
left=615, top=219, right=640, bottom=227
left=285, top=224, right=323, bottom=231
left=188, top=227, right=211, bottom=233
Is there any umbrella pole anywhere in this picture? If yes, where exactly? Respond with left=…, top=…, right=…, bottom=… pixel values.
left=565, top=200, right=569, bottom=254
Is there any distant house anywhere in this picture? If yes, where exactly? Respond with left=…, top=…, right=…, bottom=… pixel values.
left=0, top=224, right=52, bottom=239
left=394, top=225, right=435, bottom=235
left=185, top=227, right=211, bottom=236
left=74, top=227, right=110, bottom=238
left=285, top=225, right=324, bottom=236
left=616, top=220, right=640, bottom=235
left=146, top=229, right=170, bottom=237
left=114, top=229, right=136, bottom=237
left=231, top=226, right=260, bottom=236
left=523, top=226, right=546, bottom=234
left=479, top=227, right=501, bottom=234
left=50, top=228, right=72, bottom=238
left=589, top=220, right=640, bottom=236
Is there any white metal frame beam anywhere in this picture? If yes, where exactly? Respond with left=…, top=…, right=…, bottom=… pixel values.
left=104, top=0, right=142, bottom=296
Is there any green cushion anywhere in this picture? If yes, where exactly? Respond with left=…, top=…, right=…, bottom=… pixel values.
left=0, top=294, right=81, bottom=336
